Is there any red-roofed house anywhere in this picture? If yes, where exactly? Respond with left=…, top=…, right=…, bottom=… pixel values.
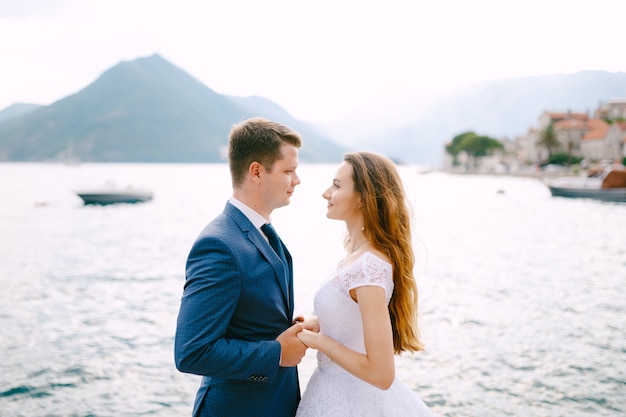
left=515, top=104, right=625, bottom=164
left=538, top=111, right=588, bottom=130
left=553, top=117, right=597, bottom=156
left=517, top=110, right=590, bottom=163
left=448, top=100, right=625, bottom=171
left=581, top=120, right=626, bottom=162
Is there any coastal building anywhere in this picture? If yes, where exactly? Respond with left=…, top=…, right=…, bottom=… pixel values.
left=514, top=111, right=590, bottom=165
left=515, top=128, right=542, bottom=164
left=594, top=99, right=626, bottom=120
left=581, top=121, right=626, bottom=161
left=533, top=108, right=625, bottom=165
left=538, top=111, right=588, bottom=130
left=444, top=100, right=625, bottom=172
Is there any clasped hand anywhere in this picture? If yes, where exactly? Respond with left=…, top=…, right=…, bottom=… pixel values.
left=276, top=316, right=319, bottom=367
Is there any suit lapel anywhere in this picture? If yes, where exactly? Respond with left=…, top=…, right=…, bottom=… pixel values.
left=225, top=203, right=292, bottom=313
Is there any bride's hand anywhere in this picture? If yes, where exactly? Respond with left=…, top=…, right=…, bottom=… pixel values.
left=296, top=329, right=320, bottom=349
left=293, top=316, right=320, bottom=333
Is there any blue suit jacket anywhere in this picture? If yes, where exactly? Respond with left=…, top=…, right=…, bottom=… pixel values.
left=175, top=202, right=299, bottom=417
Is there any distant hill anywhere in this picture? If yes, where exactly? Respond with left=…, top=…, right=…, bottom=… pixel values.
left=0, top=54, right=346, bottom=163
left=3, top=56, right=624, bottom=167
left=352, top=71, right=626, bottom=166
left=0, top=103, right=42, bottom=124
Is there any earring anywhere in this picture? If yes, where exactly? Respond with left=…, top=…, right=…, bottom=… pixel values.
left=361, top=225, right=365, bottom=231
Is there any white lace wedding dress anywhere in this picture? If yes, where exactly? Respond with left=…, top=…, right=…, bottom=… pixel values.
left=296, top=252, right=434, bottom=417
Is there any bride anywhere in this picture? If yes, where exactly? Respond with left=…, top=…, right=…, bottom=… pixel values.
left=295, top=151, right=434, bottom=416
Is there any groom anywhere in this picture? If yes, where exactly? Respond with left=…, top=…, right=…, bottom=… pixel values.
left=175, top=117, right=307, bottom=416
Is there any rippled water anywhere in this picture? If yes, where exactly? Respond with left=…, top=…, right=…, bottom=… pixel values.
left=1, top=163, right=624, bottom=416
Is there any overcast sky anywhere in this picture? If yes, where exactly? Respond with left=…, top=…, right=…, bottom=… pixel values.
left=1, top=0, right=624, bottom=123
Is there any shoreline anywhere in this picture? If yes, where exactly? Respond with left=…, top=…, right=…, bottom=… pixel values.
left=436, top=168, right=576, bottom=181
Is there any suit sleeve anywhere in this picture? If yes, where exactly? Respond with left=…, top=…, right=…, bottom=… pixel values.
left=174, top=234, right=282, bottom=382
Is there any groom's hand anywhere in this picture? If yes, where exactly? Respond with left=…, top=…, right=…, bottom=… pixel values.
left=276, top=323, right=307, bottom=367
left=294, top=316, right=320, bottom=333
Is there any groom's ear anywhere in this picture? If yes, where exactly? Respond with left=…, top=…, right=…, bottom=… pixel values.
left=249, top=162, right=262, bottom=182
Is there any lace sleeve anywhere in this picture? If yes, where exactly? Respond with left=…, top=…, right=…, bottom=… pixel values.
left=340, top=252, right=394, bottom=303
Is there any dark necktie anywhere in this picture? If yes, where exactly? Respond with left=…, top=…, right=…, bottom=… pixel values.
left=261, top=223, right=292, bottom=311
left=261, top=223, right=288, bottom=267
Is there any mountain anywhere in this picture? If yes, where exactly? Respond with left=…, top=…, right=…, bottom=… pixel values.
left=226, top=95, right=347, bottom=163
left=0, top=54, right=346, bottom=163
left=0, top=103, right=42, bottom=124
left=3, top=55, right=624, bottom=167
left=350, top=71, right=626, bottom=166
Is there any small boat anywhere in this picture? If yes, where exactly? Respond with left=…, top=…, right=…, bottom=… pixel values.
left=548, top=185, right=626, bottom=202
left=546, top=167, right=626, bottom=202
left=75, top=187, right=153, bottom=205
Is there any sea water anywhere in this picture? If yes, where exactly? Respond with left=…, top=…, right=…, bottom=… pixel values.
left=0, top=163, right=624, bottom=416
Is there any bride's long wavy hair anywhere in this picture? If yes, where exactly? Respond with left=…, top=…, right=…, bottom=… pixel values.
left=344, top=151, right=424, bottom=354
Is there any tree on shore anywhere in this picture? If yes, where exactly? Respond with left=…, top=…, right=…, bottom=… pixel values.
left=536, top=122, right=560, bottom=160
left=446, top=131, right=504, bottom=168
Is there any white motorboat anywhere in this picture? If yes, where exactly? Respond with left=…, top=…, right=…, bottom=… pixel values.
left=545, top=167, right=626, bottom=202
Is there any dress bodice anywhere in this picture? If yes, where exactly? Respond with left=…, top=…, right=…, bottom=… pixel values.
left=314, top=252, right=393, bottom=372
left=297, top=252, right=434, bottom=417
